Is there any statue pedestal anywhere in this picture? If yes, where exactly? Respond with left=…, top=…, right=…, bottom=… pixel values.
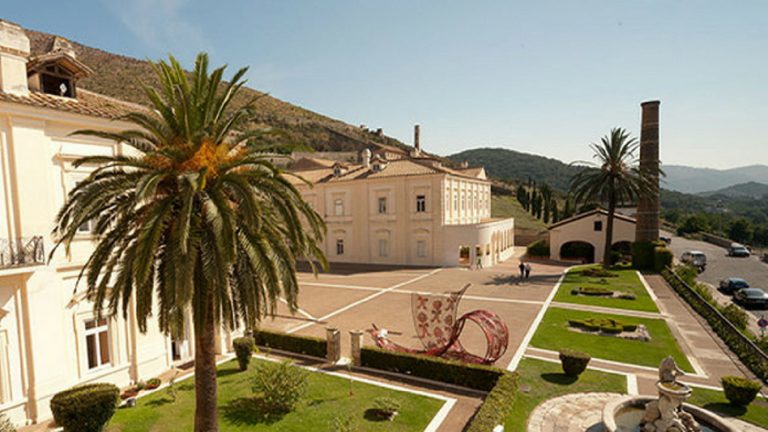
left=641, top=381, right=700, bottom=432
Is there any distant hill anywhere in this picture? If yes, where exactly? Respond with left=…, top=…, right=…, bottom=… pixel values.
left=662, top=165, right=768, bottom=194
left=23, top=27, right=412, bottom=154
left=698, top=181, right=768, bottom=199
left=447, top=148, right=584, bottom=192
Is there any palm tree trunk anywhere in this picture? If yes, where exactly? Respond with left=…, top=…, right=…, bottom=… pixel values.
left=194, top=292, right=219, bottom=432
left=603, top=191, right=616, bottom=269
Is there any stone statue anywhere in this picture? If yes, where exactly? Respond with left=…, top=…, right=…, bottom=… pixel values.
left=641, top=356, right=700, bottom=432
left=659, top=356, right=685, bottom=383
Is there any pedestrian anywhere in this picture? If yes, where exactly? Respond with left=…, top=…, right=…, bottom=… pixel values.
left=476, top=255, right=483, bottom=270
left=518, top=261, right=525, bottom=282
left=525, top=262, right=532, bottom=280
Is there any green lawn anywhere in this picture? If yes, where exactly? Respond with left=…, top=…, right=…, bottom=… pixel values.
left=688, top=386, right=768, bottom=429
left=504, top=358, right=626, bottom=432
left=107, top=359, right=443, bottom=432
left=530, top=307, right=694, bottom=372
left=554, top=265, right=659, bottom=313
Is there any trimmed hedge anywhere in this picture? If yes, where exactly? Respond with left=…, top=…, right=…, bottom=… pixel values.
left=360, top=347, right=503, bottom=391
left=233, top=336, right=255, bottom=371
left=465, top=372, right=518, bottom=432
left=50, top=383, right=119, bottom=432
left=632, top=241, right=664, bottom=270
left=721, top=375, right=762, bottom=406
left=526, top=240, right=550, bottom=257
left=559, top=349, right=591, bottom=376
left=653, top=246, right=673, bottom=273
left=568, top=317, right=636, bottom=334
left=663, top=268, right=768, bottom=381
left=571, top=286, right=613, bottom=297
left=254, top=329, right=327, bottom=358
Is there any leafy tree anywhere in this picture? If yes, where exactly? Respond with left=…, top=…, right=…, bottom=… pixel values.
left=51, top=53, right=327, bottom=432
left=677, top=214, right=711, bottom=235
left=570, top=128, right=659, bottom=267
left=728, top=218, right=753, bottom=244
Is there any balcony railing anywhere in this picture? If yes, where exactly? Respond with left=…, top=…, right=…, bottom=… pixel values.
left=0, top=236, right=45, bottom=269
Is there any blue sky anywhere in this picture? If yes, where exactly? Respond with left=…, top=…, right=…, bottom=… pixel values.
left=4, top=1, right=767, bottom=169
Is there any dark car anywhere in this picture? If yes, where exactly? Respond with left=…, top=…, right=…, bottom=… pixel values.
left=719, top=277, right=750, bottom=294
left=728, top=243, right=751, bottom=257
left=733, top=288, right=768, bottom=309
left=660, top=236, right=672, bottom=245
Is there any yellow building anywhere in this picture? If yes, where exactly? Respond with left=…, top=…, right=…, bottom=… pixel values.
left=290, top=138, right=515, bottom=268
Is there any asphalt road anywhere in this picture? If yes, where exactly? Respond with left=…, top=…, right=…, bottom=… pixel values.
left=666, top=232, right=768, bottom=333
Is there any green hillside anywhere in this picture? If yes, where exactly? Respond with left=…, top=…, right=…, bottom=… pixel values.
left=448, top=148, right=585, bottom=192
left=492, top=195, right=548, bottom=237
left=25, top=27, right=411, bottom=154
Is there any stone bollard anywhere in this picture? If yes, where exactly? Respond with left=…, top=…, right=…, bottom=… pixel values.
left=349, top=330, right=363, bottom=366
left=326, top=327, right=341, bottom=364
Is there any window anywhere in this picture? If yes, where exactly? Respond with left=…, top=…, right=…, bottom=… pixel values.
left=378, top=197, right=387, bottom=214
left=453, top=193, right=458, bottom=211
left=594, top=221, right=603, bottom=231
left=416, top=240, right=427, bottom=258
left=336, top=239, right=344, bottom=255
left=73, top=179, right=95, bottom=234
left=416, top=195, right=426, bottom=212
left=84, top=318, right=110, bottom=370
left=334, top=199, right=344, bottom=216
left=461, top=195, right=466, bottom=210
left=378, top=239, right=389, bottom=257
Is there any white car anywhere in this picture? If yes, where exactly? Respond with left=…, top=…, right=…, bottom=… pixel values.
left=681, top=250, right=707, bottom=271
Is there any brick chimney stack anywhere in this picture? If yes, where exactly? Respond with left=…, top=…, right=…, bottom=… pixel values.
left=414, top=124, right=421, bottom=154
left=635, top=100, right=661, bottom=242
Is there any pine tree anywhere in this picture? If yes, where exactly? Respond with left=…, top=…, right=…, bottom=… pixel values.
left=552, top=200, right=559, bottom=223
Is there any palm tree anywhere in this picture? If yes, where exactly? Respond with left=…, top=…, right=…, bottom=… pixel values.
left=51, top=53, right=327, bottom=432
left=569, top=127, right=658, bottom=267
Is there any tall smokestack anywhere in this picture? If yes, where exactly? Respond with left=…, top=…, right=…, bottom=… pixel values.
left=636, top=100, right=661, bottom=243
left=414, top=124, right=421, bottom=154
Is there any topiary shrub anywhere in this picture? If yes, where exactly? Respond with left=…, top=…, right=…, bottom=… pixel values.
left=653, top=246, right=674, bottom=273
left=233, top=336, right=256, bottom=371
left=721, top=376, right=762, bottom=406
left=526, top=240, right=550, bottom=257
left=370, top=397, right=401, bottom=420
left=558, top=349, right=591, bottom=377
left=50, top=383, right=119, bottom=432
left=465, top=372, right=518, bottom=432
left=252, top=360, right=308, bottom=414
left=632, top=241, right=663, bottom=270
left=622, top=324, right=638, bottom=332
left=573, top=286, right=614, bottom=296
left=580, top=267, right=617, bottom=278
left=600, top=323, right=623, bottom=334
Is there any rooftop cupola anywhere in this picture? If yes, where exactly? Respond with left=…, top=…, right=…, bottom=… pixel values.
left=0, top=20, right=30, bottom=95
left=27, top=36, right=92, bottom=98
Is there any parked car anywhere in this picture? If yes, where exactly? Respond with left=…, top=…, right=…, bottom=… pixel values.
left=719, top=277, right=750, bottom=294
left=660, top=236, right=672, bottom=245
left=728, top=243, right=751, bottom=257
left=681, top=250, right=707, bottom=271
left=733, top=288, right=768, bottom=309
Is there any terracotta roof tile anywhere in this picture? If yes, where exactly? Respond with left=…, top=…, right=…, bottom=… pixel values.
left=0, top=88, right=145, bottom=120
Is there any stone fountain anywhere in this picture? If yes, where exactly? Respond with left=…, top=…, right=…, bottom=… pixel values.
left=603, top=356, right=737, bottom=432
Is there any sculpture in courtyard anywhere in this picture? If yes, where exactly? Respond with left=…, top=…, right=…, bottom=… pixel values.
left=368, top=284, right=509, bottom=364
left=641, top=356, right=701, bottom=432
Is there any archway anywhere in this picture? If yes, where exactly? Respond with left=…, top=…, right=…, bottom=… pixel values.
left=560, top=241, right=595, bottom=263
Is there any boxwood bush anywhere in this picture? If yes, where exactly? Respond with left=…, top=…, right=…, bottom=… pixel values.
left=254, top=329, right=326, bottom=358
left=233, top=336, right=255, bottom=371
left=559, top=349, right=591, bottom=377
left=465, top=372, right=518, bottom=432
left=721, top=375, right=762, bottom=406
left=653, top=246, right=674, bottom=273
left=632, top=241, right=665, bottom=270
left=360, top=347, right=503, bottom=391
left=50, top=383, right=119, bottom=432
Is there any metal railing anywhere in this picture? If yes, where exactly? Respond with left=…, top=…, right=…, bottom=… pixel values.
left=664, top=266, right=768, bottom=381
left=0, top=236, right=45, bottom=269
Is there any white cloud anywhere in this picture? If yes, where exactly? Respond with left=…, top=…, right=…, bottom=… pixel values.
left=101, top=0, right=212, bottom=58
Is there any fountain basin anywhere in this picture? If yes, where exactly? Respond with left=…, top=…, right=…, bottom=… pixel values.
left=602, top=395, right=737, bottom=432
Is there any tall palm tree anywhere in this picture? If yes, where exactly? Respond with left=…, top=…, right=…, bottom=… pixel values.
left=569, top=127, right=658, bottom=267
left=51, top=53, right=326, bottom=432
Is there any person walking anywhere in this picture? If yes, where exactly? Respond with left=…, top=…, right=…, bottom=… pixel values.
left=518, top=261, right=525, bottom=283
left=524, top=262, right=532, bottom=280
left=476, top=255, right=483, bottom=270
